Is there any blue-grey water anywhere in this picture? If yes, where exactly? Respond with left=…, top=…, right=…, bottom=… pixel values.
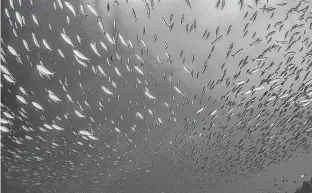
left=1, top=0, right=312, bottom=193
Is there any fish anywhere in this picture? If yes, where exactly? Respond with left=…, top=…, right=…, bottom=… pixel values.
left=252, top=56, right=267, bottom=62
left=19, top=87, right=28, bottom=96
left=0, top=54, right=7, bottom=65
left=209, top=110, right=218, bottom=116
left=144, top=90, right=156, bottom=100
left=32, top=101, right=44, bottom=111
left=169, top=13, right=173, bottom=22
left=254, top=85, right=265, bottom=91
left=145, top=3, right=151, bottom=18
left=15, top=11, right=23, bottom=28
left=196, top=106, right=206, bottom=115
left=12, top=28, right=18, bottom=38
left=52, top=124, right=64, bottom=131
left=161, top=17, right=168, bottom=27
left=73, top=49, right=90, bottom=62
left=102, top=86, right=113, bottom=95
left=57, top=49, right=65, bottom=59
left=42, top=39, right=52, bottom=51
left=106, top=33, right=116, bottom=45
left=174, top=86, right=183, bottom=95
left=64, top=1, right=76, bottom=18
left=79, top=130, right=93, bottom=136
left=22, top=39, right=31, bottom=52
left=16, top=95, right=27, bottom=104
left=9, top=0, right=15, bottom=10
left=134, top=65, right=144, bottom=76
left=97, top=17, right=105, bottom=33
left=211, top=35, right=222, bottom=45
left=36, top=62, right=55, bottom=78
left=1, top=65, right=12, bottom=76
left=90, top=42, right=101, bottom=57
left=32, top=14, right=39, bottom=26
left=7, top=45, right=19, bottom=57
left=57, top=0, right=63, bottom=9
left=32, top=33, right=40, bottom=48
left=74, top=110, right=85, bottom=118
left=74, top=55, right=88, bottom=68
left=96, top=65, right=106, bottom=77
left=48, top=91, right=62, bottom=103
left=1, top=126, right=10, bottom=133
left=135, top=54, right=144, bottom=63
left=186, top=0, right=191, bottom=9
left=136, top=112, right=144, bottom=120
left=141, top=39, right=148, bottom=52
left=232, top=48, right=243, bottom=58
left=249, top=38, right=262, bottom=47
left=235, top=80, right=247, bottom=85
left=80, top=4, right=88, bottom=17
left=181, top=14, right=185, bottom=25
left=48, top=24, right=52, bottom=31
left=66, top=16, right=70, bottom=25
left=100, top=41, right=108, bottom=52
left=115, top=127, right=121, bottom=133
left=114, top=67, right=122, bottom=77
left=132, top=8, right=137, bottom=21
left=3, top=111, right=14, bottom=119
left=4, top=8, right=10, bottom=18
left=3, top=74, right=16, bottom=84
left=216, top=26, right=220, bottom=37
left=86, top=3, right=99, bottom=18
left=118, top=34, right=128, bottom=47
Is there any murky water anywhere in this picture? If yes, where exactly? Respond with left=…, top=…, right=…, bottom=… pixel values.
left=1, top=0, right=312, bottom=193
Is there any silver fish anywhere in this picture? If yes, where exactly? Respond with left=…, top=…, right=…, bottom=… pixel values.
left=22, top=39, right=31, bottom=52
left=57, top=49, right=65, bottom=59
left=73, top=49, right=90, bottom=62
left=7, top=45, right=19, bottom=57
left=36, top=62, right=55, bottom=78
left=42, top=39, right=52, bottom=51
left=32, top=33, right=40, bottom=47
left=57, top=0, right=63, bottom=9
left=64, top=1, right=76, bottom=18
left=15, top=11, right=23, bottom=28
left=61, top=30, right=74, bottom=47
left=32, top=14, right=39, bottom=26
left=102, top=86, right=113, bottom=95
left=90, top=42, right=101, bottom=57
left=86, top=3, right=99, bottom=18
left=32, top=101, right=44, bottom=111
left=3, top=74, right=16, bottom=84
left=77, top=34, right=82, bottom=45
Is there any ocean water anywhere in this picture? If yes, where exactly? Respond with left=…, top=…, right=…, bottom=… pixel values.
left=1, top=0, right=312, bottom=193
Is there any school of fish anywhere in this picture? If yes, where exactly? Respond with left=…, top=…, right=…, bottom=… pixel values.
left=1, top=0, right=312, bottom=193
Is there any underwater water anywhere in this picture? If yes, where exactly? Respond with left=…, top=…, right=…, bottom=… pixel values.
left=1, top=0, right=312, bottom=192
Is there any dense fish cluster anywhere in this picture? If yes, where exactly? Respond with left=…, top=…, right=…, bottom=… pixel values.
left=1, top=0, right=312, bottom=193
